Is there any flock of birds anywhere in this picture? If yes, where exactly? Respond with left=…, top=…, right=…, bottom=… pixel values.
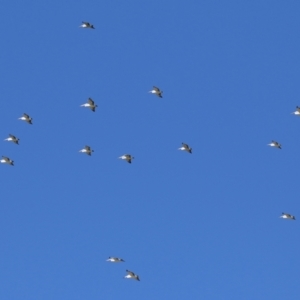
left=2, top=20, right=296, bottom=283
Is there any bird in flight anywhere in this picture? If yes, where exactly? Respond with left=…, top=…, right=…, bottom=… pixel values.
left=1, top=156, right=14, bottom=166
left=149, top=86, right=163, bottom=98
left=268, top=140, right=281, bottom=149
left=4, top=134, right=20, bottom=145
left=81, top=98, right=98, bottom=112
left=178, top=142, right=192, bottom=153
left=79, top=22, right=95, bottom=29
left=79, top=145, right=94, bottom=156
left=118, top=154, right=134, bottom=164
left=18, top=113, right=33, bottom=124
left=106, top=257, right=125, bottom=263
left=280, top=212, right=296, bottom=220
left=124, top=270, right=140, bottom=281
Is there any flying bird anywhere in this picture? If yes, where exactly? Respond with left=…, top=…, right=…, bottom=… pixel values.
left=80, top=98, right=98, bottom=112
left=79, top=22, right=95, bottom=29
left=4, top=134, right=19, bottom=145
left=292, top=106, right=300, bottom=115
left=124, top=270, right=140, bottom=281
left=118, top=154, right=134, bottom=163
left=18, top=113, right=32, bottom=124
left=106, top=257, right=125, bottom=263
left=1, top=156, right=14, bottom=166
left=280, top=212, right=296, bottom=220
left=268, top=140, right=281, bottom=149
left=178, top=142, right=192, bottom=153
left=149, top=86, right=163, bottom=98
left=79, top=145, right=94, bottom=156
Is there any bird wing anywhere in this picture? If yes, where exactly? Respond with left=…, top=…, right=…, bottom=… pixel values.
left=82, top=22, right=90, bottom=25
left=297, top=106, right=300, bottom=112
left=85, top=146, right=91, bottom=151
left=23, top=113, right=29, bottom=118
left=182, top=143, right=189, bottom=149
left=9, top=134, right=16, bottom=139
left=153, top=86, right=160, bottom=92
left=88, top=98, right=94, bottom=105
left=126, top=270, right=135, bottom=276
left=2, top=156, right=9, bottom=161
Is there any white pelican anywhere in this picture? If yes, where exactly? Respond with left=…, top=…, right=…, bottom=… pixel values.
left=292, top=106, right=300, bottom=115
left=149, top=86, right=163, bottom=98
left=106, top=257, right=125, bottom=263
left=268, top=140, right=281, bottom=149
left=178, top=142, right=192, bottom=153
left=18, top=113, right=32, bottom=124
left=80, top=98, right=97, bottom=112
left=79, top=22, right=95, bottom=29
left=4, top=134, right=19, bottom=145
left=118, top=154, right=134, bottom=163
left=280, top=212, right=296, bottom=220
left=124, top=270, right=140, bottom=281
left=1, top=156, right=14, bottom=166
left=79, top=145, right=94, bottom=156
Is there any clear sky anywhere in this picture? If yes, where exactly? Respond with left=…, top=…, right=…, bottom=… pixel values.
left=1, top=1, right=300, bottom=299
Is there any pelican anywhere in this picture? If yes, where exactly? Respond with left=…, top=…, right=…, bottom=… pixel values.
left=178, top=142, right=192, bottom=153
left=268, top=140, right=281, bottom=149
left=80, top=98, right=97, bottom=112
left=106, top=257, right=125, bottom=263
left=118, top=154, right=134, bottom=163
left=292, top=106, right=300, bottom=115
left=18, top=113, right=32, bottom=124
left=1, top=156, right=14, bottom=166
left=124, top=270, right=140, bottom=281
left=4, top=134, right=19, bottom=145
left=79, top=145, right=94, bottom=156
left=149, top=86, right=163, bottom=98
left=280, top=212, right=296, bottom=220
left=79, top=22, right=95, bottom=29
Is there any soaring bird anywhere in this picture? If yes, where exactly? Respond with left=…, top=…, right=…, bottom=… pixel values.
left=1, top=156, right=14, bottom=166
left=81, top=98, right=98, bottom=112
left=106, top=257, right=125, bottom=263
left=4, top=134, right=19, bottom=145
left=178, top=142, right=192, bottom=153
left=124, top=270, right=140, bottom=281
left=292, top=106, right=300, bottom=115
left=79, top=145, right=94, bottom=156
left=79, top=22, right=95, bottom=29
left=118, top=154, right=134, bottom=163
left=18, top=113, right=32, bottom=124
left=268, top=140, right=281, bottom=149
left=149, top=86, right=163, bottom=98
left=280, top=212, right=296, bottom=220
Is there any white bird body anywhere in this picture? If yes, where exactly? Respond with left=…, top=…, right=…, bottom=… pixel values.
left=106, top=257, right=125, bottom=263
left=1, top=156, right=14, bottom=166
left=268, top=140, right=281, bottom=149
left=178, top=142, right=192, bottom=153
left=79, top=145, right=94, bottom=156
left=4, top=134, right=19, bottom=145
left=18, top=113, right=32, bottom=124
left=118, top=154, right=134, bottom=163
left=81, top=98, right=97, bottom=112
left=280, top=212, right=296, bottom=220
left=80, top=22, right=95, bottom=29
left=124, top=270, right=140, bottom=281
left=149, top=86, right=163, bottom=98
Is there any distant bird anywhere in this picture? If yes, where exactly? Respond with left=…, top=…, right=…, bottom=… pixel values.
left=292, top=106, right=300, bottom=115
left=268, top=140, right=281, bottom=149
left=79, top=145, right=94, bottom=156
left=149, top=86, right=163, bottom=98
left=124, top=270, right=140, bottom=281
left=280, top=212, right=296, bottom=220
left=80, top=98, right=98, bottom=112
left=18, top=113, right=32, bottom=124
left=4, top=134, right=19, bottom=145
left=106, top=257, right=125, bottom=263
left=178, top=142, right=192, bottom=153
left=1, top=156, right=14, bottom=166
left=118, top=154, right=134, bottom=163
left=79, top=21, right=95, bottom=29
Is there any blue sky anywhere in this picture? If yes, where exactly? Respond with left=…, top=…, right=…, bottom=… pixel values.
left=1, top=1, right=300, bottom=299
